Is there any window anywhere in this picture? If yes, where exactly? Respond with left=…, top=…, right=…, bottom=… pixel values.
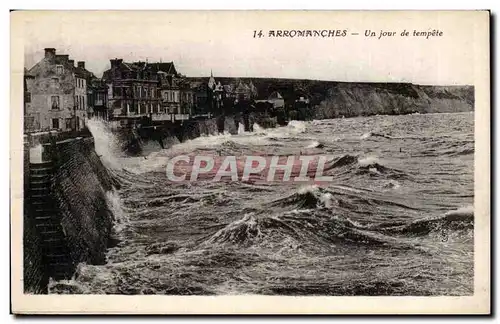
left=144, top=88, right=149, bottom=98
left=51, top=96, right=60, bottom=110
left=56, top=65, right=63, bottom=75
left=52, top=118, right=59, bottom=129
left=51, top=78, right=58, bottom=87
left=151, top=88, right=155, bottom=98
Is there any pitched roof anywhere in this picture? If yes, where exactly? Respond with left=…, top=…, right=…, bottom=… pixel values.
left=102, top=61, right=178, bottom=82
left=269, top=91, right=283, bottom=99
left=24, top=67, right=34, bottom=78
left=74, top=66, right=95, bottom=80
left=147, top=62, right=177, bottom=75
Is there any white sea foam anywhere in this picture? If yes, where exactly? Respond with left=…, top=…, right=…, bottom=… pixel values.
left=287, top=120, right=307, bottom=134
left=360, top=132, right=372, bottom=140
left=445, top=205, right=474, bottom=217
left=298, top=184, right=319, bottom=195
left=358, top=155, right=379, bottom=166
left=86, top=118, right=123, bottom=170
left=306, top=140, right=322, bottom=148
left=106, top=189, right=129, bottom=233
left=319, top=192, right=334, bottom=208
left=237, top=122, right=246, bottom=134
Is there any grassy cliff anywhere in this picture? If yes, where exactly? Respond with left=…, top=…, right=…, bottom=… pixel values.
left=189, top=77, right=474, bottom=118
left=314, top=83, right=474, bottom=119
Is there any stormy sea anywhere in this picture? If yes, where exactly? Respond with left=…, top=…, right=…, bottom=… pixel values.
left=51, top=112, right=474, bottom=296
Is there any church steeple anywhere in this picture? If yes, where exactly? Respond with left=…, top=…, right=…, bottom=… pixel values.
left=208, top=69, right=216, bottom=90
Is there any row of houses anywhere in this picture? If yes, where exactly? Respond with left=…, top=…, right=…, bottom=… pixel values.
left=23, top=48, right=289, bottom=133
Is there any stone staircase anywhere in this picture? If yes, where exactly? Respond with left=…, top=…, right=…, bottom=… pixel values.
left=29, top=162, right=72, bottom=280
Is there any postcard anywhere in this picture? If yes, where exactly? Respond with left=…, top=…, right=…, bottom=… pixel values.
left=10, top=10, right=490, bottom=314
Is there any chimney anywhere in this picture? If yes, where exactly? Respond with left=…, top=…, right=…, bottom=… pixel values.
left=44, top=48, right=56, bottom=60
left=77, top=61, right=85, bottom=69
left=110, top=58, right=123, bottom=68
left=68, top=59, right=75, bottom=67
left=56, top=54, right=69, bottom=63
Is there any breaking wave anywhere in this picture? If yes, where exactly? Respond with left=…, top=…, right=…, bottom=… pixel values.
left=360, top=132, right=393, bottom=140
left=202, top=211, right=404, bottom=249
left=86, top=118, right=124, bottom=170
left=266, top=185, right=332, bottom=209
left=306, top=140, right=324, bottom=149
left=355, top=156, right=409, bottom=179
left=373, top=205, right=474, bottom=236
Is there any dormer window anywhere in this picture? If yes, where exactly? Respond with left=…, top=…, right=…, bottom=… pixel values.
left=56, top=65, right=64, bottom=75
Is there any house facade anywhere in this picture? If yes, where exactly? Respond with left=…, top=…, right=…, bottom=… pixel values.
left=155, top=64, right=193, bottom=120
left=232, top=79, right=258, bottom=101
left=102, top=60, right=193, bottom=123
left=23, top=69, right=35, bottom=131
left=191, top=73, right=260, bottom=117
left=102, top=59, right=161, bottom=121
left=25, top=48, right=90, bottom=132
left=88, top=78, right=109, bottom=119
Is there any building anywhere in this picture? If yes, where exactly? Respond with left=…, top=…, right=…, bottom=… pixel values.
left=88, top=78, right=109, bottom=119
left=293, top=92, right=312, bottom=121
left=102, top=60, right=193, bottom=124
left=102, top=59, right=161, bottom=123
left=255, top=91, right=285, bottom=109
left=207, top=72, right=226, bottom=115
left=191, top=73, right=261, bottom=117
left=72, top=61, right=100, bottom=119
left=192, top=81, right=210, bottom=115
left=153, top=63, right=193, bottom=121
left=25, top=48, right=91, bottom=132
left=178, top=77, right=195, bottom=117
left=232, top=79, right=258, bottom=101
left=23, top=69, right=35, bottom=131
left=268, top=91, right=285, bottom=109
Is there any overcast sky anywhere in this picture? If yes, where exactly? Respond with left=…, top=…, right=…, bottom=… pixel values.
left=20, top=11, right=482, bottom=85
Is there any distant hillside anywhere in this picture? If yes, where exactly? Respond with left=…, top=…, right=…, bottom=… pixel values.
left=187, top=77, right=474, bottom=118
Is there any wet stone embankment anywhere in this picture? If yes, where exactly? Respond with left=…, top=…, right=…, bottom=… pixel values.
left=24, top=135, right=118, bottom=293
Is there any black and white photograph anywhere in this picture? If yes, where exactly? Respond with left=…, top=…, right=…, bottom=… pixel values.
left=10, top=10, right=490, bottom=314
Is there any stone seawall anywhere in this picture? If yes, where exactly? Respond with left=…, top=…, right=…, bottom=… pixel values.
left=24, top=137, right=118, bottom=293
left=117, top=116, right=241, bottom=155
